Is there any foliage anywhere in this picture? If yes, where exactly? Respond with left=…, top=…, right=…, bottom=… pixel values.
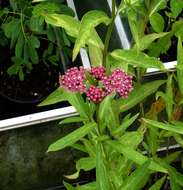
left=0, top=0, right=74, bottom=80
left=40, top=0, right=183, bottom=189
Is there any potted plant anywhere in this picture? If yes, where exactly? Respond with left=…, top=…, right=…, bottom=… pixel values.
left=0, top=0, right=74, bottom=104
left=40, top=0, right=183, bottom=189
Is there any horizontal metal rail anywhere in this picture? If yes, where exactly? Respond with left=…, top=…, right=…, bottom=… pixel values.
left=0, top=106, right=77, bottom=131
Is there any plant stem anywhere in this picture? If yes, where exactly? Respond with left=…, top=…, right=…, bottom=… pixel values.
left=53, top=27, right=67, bottom=72
left=103, top=0, right=116, bottom=67
left=137, top=68, right=145, bottom=117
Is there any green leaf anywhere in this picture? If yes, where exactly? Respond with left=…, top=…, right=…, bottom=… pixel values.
left=76, top=157, right=95, bottom=171
left=170, top=175, right=182, bottom=190
left=39, top=88, right=66, bottom=106
left=3, top=18, right=21, bottom=48
left=106, top=55, right=130, bottom=73
left=150, top=13, right=165, bottom=33
left=119, top=131, right=143, bottom=149
left=44, top=14, right=104, bottom=50
left=33, top=2, right=74, bottom=16
left=88, top=44, right=103, bottom=67
left=47, top=122, right=96, bottom=152
left=156, top=75, right=174, bottom=119
left=30, top=16, right=44, bottom=32
left=63, top=181, right=76, bottom=190
left=27, top=38, right=39, bottom=64
left=64, top=171, right=80, bottom=180
left=170, top=0, right=183, bottom=18
left=46, top=24, right=56, bottom=42
left=77, top=182, right=96, bottom=190
left=148, top=176, right=166, bottom=190
left=73, top=10, right=110, bottom=61
left=177, top=36, right=183, bottom=95
left=166, top=75, right=174, bottom=119
left=155, top=158, right=183, bottom=188
left=59, top=117, right=88, bottom=125
left=98, top=94, right=119, bottom=131
left=110, top=49, right=164, bottom=69
left=119, top=161, right=150, bottom=190
left=117, top=80, right=165, bottom=112
left=96, top=143, right=110, bottom=190
left=112, top=113, right=139, bottom=135
left=65, top=92, right=91, bottom=119
left=163, top=151, right=182, bottom=164
left=172, top=20, right=183, bottom=38
left=143, top=119, right=183, bottom=135
left=135, top=32, right=169, bottom=51
left=18, top=67, right=24, bottom=81
left=15, top=32, right=24, bottom=58
left=106, top=141, right=167, bottom=173
left=148, top=34, right=172, bottom=57
left=7, top=61, right=21, bottom=76
left=149, top=0, right=167, bottom=16
left=44, top=14, right=79, bottom=37
left=29, top=35, right=40, bottom=48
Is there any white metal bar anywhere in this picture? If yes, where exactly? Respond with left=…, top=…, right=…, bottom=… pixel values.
left=107, top=0, right=131, bottom=49
left=66, top=0, right=91, bottom=69
left=146, top=61, right=177, bottom=74
left=0, top=106, right=77, bottom=132
left=142, top=144, right=181, bottom=155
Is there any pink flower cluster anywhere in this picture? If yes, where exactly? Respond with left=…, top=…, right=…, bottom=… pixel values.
left=59, top=67, right=86, bottom=92
left=59, top=66, right=133, bottom=103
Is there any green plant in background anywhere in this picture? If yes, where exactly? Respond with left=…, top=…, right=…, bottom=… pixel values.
left=40, top=0, right=183, bottom=189
left=0, top=0, right=74, bottom=80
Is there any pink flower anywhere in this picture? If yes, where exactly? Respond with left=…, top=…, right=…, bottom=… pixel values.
left=59, top=67, right=86, bottom=92
left=86, top=86, right=106, bottom=103
left=90, top=66, right=105, bottom=80
left=102, top=69, right=133, bottom=98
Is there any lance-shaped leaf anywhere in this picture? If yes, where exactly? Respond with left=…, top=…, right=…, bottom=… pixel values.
left=44, top=14, right=104, bottom=50
left=119, top=161, right=150, bottom=190
left=96, top=143, right=110, bottom=190
left=38, top=87, right=66, bottom=106
left=63, top=181, right=76, bottom=190
left=118, top=80, right=165, bottom=112
left=150, top=13, right=164, bottom=33
left=106, top=141, right=167, bottom=173
left=44, top=14, right=79, bottom=37
left=148, top=0, right=167, bottom=17
left=39, top=88, right=90, bottom=119
left=88, top=43, right=103, bottom=67
left=112, top=113, right=139, bottom=136
left=156, top=75, right=174, bottom=119
left=59, top=116, right=88, bottom=125
left=110, top=49, right=164, bottom=70
left=76, top=157, right=96, bottom=172
left=47, top=122, right=96, bottom=152
left=143, top=119, right=183, bottom=135
left=170, top=0, right=183, bottom=18
left=73, top=10, right=111, bottom=61
left=98, top=94, right=119, bottom=132
left=119, top=131, right=143, bottom=149
left=177, top=36, right=183, bottom=95
left=148, top=176, right=166, bottom=190
left=134, top=32, right=169, bottom=51
left=77, top=182, right=96, bottom=190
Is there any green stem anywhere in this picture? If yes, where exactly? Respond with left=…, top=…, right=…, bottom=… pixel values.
left=103, top=0, right=116, bottom=67
left=137, top=68, right=145, bottom=117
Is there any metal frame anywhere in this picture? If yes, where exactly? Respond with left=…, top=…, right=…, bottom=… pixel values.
left=0, top=0, right=177, bottom=132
